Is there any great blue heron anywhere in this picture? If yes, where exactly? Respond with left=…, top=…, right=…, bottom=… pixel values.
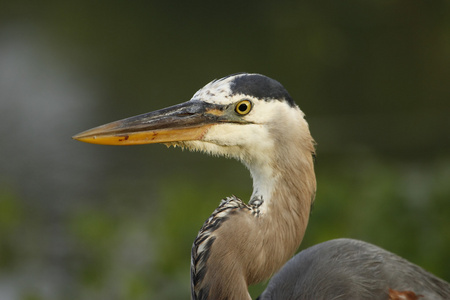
left=73, top=73, right=450, bottom=299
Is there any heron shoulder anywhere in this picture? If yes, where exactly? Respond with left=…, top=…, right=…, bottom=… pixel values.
left=191, top=196, right=261, bottom=299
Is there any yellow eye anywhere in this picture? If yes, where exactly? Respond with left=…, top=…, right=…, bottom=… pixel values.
left=235, top=100, right=252, bottom=115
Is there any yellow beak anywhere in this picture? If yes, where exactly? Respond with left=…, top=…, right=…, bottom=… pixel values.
left=72, top=100, right=229, bottom=146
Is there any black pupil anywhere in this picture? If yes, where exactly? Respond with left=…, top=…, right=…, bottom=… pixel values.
left=238, top=103, right=248, bottom=112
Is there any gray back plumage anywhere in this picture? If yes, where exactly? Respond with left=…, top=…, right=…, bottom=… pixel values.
left=258, top=239, right=450, bottom=300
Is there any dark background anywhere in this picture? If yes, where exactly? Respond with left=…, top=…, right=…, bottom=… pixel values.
left=1, top=1, right=449, bottom=299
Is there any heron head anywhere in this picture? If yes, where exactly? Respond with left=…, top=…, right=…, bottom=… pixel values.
left=73, top=73, right=310, bottom=163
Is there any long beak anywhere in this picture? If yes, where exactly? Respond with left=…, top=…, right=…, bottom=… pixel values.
left=72, top=100, right=229, bottom=145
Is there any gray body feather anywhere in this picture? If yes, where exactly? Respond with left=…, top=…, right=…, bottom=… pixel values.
left=259, top=238, right=450, bottom=300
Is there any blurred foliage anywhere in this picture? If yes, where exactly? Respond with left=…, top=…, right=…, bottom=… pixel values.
left=0, top=187, right=23, bottom=270
left=0, top=0, right=449, bottom=299
left=2, top=156, right=449, bottom=299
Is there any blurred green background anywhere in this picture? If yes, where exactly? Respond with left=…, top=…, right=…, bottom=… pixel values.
left=1, top=0, right=449, bottom=299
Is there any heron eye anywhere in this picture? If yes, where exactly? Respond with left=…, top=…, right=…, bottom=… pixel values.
left=235, top=100, right=252, bottom=115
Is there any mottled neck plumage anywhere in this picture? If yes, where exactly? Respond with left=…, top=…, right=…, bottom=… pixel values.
left=190, top=114, right=316, bottom=300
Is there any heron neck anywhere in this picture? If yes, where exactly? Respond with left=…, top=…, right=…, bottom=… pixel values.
left=191, top=116, right=316, bottom=300
left=246, top=137, right=316, bottom=283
